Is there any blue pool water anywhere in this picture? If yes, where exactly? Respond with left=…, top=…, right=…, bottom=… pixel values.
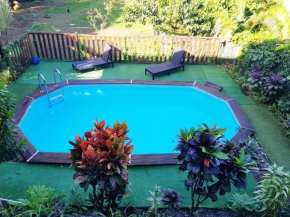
left=19, top=85, right=239, bottom=154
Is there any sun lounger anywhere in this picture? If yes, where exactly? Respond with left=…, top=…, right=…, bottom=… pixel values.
left=145, top=48, right=185, bottom=80
left=72, top=43, right=114, bottom=71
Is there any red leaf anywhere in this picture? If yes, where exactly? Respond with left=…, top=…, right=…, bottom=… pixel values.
left=204, top=159, right=210, bottom=167
left=99, top=120, right=105, bottom=128
left=85, top=131, right=92, bottom=139
left=117, top=129, right=125, bottom=136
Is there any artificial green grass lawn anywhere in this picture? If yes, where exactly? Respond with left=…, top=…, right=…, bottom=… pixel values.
left=2, top=59, right=290, bottom=207
left=0, top=162, right=256, bottom=208
left=7, top=59, right=290, bottom=169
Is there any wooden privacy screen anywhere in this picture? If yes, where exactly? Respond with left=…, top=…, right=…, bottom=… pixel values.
left=29, top=33, right=222, bottom=64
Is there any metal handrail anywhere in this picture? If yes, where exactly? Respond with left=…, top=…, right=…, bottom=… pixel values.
left=38, top=74, right=50, bottom=105
left=53, top=69, right=64, bottom=96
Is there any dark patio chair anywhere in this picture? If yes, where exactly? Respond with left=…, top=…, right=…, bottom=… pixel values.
left=72, top=43, right=114, bottom=71
left=145, top=47, right=185, bottom=80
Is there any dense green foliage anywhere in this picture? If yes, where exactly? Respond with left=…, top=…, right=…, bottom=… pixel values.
left=0, top=83, right=24, bottom=164
left=235, top=137, right=268, bottom=167
left=228, top=193, right=257, bottom=213
left=123, top=0, right=220, bottom=36
left=175, top=123, right=255, bottom=211
left=255, top=164, right=290, bottom=216
left=123, top=0, right=290, bottom=41
left=10, top=185, right=64, bottom=216
left=227, top=39, right=290, bottom=137
left=0, top=0, right=13, bottom=35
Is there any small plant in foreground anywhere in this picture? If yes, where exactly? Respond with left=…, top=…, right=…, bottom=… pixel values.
left=65, top=186, right=89, bottom=214
left=228, top=193, right=257, bottom=213
left=11, top=185, right=64, bottom=216
left=161, top=189, right=183, bottom=210
left=0, top=201, right=19, bottom=217
left=147, top=185, right=162, bottom=217
left=236, top=137, right=266, bottom=166
left=175, top=123, right=256, bottom=212
left=69, top=119, right=134, bottom=213
left=255, top=164, right=290, bottom=217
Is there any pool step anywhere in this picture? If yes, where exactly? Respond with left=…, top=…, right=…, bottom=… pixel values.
left=50, top=94, right=64, bottom=101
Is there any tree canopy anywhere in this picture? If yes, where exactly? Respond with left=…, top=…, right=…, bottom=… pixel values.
left=123, top=0, right=290, bottom=43
left=0, top=0, right=13, bottom=36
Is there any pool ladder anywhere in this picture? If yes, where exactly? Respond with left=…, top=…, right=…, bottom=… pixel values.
left=38, top=69, right=65, bottom=106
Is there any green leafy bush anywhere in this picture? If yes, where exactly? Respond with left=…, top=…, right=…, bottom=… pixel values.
left=255, top=164, right=290, bottom=216
left=65, top=186, right=89, bottom=214
left=228, top=193, right=257, bottom=213
left=0, top=68, right=12, bottom=84
left=226, top=39, right=290, bottom=136
left=230, top=39, right=290, bottom=86
left=0, top=83, right=25, bottom=163
left=123, top=0, right=217, bottom=36
left=30, top=22, right=56, bottom=31
left=11, top=185, right=64, bottom=216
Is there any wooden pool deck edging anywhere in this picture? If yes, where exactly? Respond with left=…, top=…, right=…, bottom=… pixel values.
left=14, top=79, right=254, bottom=165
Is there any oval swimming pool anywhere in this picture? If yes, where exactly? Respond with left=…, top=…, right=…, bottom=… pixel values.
left=19, top=84, right=239, bottom=154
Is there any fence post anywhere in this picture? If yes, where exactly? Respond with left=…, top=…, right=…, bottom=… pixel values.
left=75, top=32, right=81, bottom=60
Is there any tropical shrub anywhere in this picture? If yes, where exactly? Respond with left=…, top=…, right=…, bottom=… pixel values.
left=175, top=123, right=256, bottom=212
left=226, top=39, right=290, bottom=136
left=263, top=73, right=284, bottom=100
left=69, top=119, right=134, bottom=213
left=232, top=39, right=290, bottom=84
left=255, top=164, right=290, bottom=217
left=236, top=137, right=268, bottom=167
left=0, top=83, right=25, bottom=164
left=228, top=193, right=257, bottom=213
left=247, top=66, right=285, bottom=102
left=247, top=66, right=264, bottom=89
left=161, top=189, right=183, bottom=210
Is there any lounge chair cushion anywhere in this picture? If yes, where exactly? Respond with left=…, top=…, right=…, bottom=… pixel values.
left=170, top=48, right=185, bottom=66
left=101, top=44, right=111, bottom=62
left=145, top=62, right=179, bottom=75
left=72, top=43, right=113, bottom=71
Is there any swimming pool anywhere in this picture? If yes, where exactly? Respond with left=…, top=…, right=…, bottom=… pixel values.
left=19, top=84, right=240, bottom=155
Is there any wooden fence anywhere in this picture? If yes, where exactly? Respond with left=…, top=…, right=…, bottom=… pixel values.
left=28, top=33, right=222, bottom=64
left=1, top=33, right=240, bottom=77
left=1, top=34, right=33, bottom=70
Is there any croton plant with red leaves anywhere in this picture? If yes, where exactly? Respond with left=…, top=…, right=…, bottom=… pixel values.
left=69, top=119, right=134, bottom=211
